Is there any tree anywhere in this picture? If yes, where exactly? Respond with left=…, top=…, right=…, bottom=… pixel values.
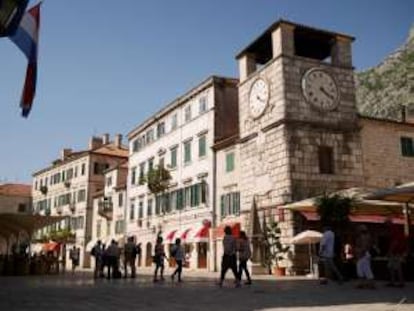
left=145, top=165, right=172, bottom=195
left=261, top=220, right=290, bottom=274
left=315, top=193, right=354, bottom=228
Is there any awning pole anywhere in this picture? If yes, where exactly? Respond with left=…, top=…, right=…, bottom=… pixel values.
left=404, top=202, right=411, bottom=237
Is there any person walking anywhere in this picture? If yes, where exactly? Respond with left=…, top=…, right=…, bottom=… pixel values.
left=238, top=231, right=252, bottom=285
left=354, top=224, right=375, bottom=289
left=171, top=238, right=185, bottom=282
left=153, top=236, right=166, bottom=282
left=386, top=221, right=407, bottom=288
left=123, top=237, right=138, bottom=278
left=105, top=240, right=119, bottom=279
left=91, top=240, right=104, bottom=278
left=69, top=246, right=80, bottom=275
left=319, top=225, right=343, bottom=284
left=218, top=226, right=240, bottom=288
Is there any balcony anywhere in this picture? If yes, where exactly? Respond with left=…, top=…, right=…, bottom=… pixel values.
left=98, top=199, right=113, bottom=220
left=56, top=206, right=63, bottom=215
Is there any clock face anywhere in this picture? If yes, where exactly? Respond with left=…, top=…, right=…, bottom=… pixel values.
left=249, top=78, right=269, bottom=119
left=301, top=68, right=339, bottom=111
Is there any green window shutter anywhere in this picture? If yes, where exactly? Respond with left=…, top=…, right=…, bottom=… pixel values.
left=171, top=148, right=177, bottom=168
left=184, top=141, right=192, bottom=163
left=199, top=136, right=206, bottom=157
left=226, top=153, right=235, bottom=172
left=177, top=189, right=183, bottom=210
left=234, top=192, right=240, bottom=216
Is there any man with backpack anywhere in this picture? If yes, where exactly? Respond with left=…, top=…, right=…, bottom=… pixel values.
left=171, top=238, right=184, bottom=282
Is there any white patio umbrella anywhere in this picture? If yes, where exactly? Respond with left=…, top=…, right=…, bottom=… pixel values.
left=291, top=230, right=323, bottom=277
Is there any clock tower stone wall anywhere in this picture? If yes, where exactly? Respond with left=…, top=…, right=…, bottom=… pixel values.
left=236, top=20, right=364, bottom=211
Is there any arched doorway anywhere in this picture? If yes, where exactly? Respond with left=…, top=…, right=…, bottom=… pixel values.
left=145, top=242, right=152, bottom=267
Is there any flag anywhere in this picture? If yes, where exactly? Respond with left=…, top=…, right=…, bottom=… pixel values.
left=9, top=2, right=41, bottom=118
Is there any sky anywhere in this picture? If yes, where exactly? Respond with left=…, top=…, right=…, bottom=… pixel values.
left=0, top=0, right=413, bottom=183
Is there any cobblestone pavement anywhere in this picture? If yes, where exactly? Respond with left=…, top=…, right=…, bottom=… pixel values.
left=0, top=270, right=413, bottom=311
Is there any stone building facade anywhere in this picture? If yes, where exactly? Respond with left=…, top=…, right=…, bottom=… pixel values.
left=127, top=76, right=238, bottom=271
left=31, top=134, right=128, bottom=267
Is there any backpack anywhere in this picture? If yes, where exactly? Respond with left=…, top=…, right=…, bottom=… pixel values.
left=171, top=247, right=177, bottom=257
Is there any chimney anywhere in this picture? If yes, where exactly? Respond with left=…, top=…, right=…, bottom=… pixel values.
left=115, top=134, right=122, bottom=148
left=89, top=136, right=103, bottom=150
left=61, top=148, right=72, bottom=160
left=102, top=133, right=110, bottom=145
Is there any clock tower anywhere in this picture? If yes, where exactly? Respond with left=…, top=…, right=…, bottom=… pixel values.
left=236, top=20, right=364, bottom=210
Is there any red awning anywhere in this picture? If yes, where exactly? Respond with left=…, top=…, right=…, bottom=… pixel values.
left=194, top=226, right=209, bottom=238
left=43, top=242, right=60, bottom=252
left=214, top=222, right=241, bottom=239
left=165, top=229, right=178, bottom=242
left=180, top=228, right=192, bottom=241
left=300, top=211, right=408, bottom=225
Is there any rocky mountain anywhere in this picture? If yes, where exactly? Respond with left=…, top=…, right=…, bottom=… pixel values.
left=356, top=24, right=414, bottom=120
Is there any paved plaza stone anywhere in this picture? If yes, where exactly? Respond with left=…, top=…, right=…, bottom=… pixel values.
left=0, top=271, right=413, bottom=311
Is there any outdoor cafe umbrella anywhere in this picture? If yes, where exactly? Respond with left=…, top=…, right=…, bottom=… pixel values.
left=291, top=230, right=323, bottom=277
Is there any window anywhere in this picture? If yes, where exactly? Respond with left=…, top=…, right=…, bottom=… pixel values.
left=157, top=122, right=165, bottom=139
left=94, top=162, right=109, bottom=175
left=146, top=128, right=154, bottom=144
left=226, top=152, right=235, bottom=172
left=184, top=105, right=192, bottom=122
left=171, top=113, right=178, bottom=130
left=159, top=157, right=164, bottom=168
left=81, top=163, right=86, bottom=176
left=147, top=198, right=153, bottom=217
left=34, top=181, right=38, bottom=190
left=115, top=220, right=124, bottom=234
left=118, top=193, right=123, bottom=207
left=106, top=176, right=112, bottom=187
left=170, top=147, right=177, bottom=168
left=139, top=163, right=145, bottom=184
left=198, top=135, right=207, bottom=158
left=401, top=137, right=414, bottom=157
left=129, top=199, right=135, bottom=221
left=74, top=166, right=78, bottom=178
left=106, top=221, right=111, bottom=236
left=77, top=189, right=86, bottom=202
left=220, top=192, right=240, bottom=218
left=318, top=146, right=334, bottom=174
left=138, top=201, right=144, bottom=219
left=130, top=167, right=136, bottom=185
left=62, top=171, right=66, bottom=181
left=45, top=177, right=48, bottom=186
left=66, top=168, right=73, bottom=180
left=176, top=189, right=184, bottom=210
left=184, top=140, right=192, bottom=164
left=18, top=204, right=26, bottom=213
left=132, top=139, right=140, bottom=152
left=199, top=96, right=208, bottom=114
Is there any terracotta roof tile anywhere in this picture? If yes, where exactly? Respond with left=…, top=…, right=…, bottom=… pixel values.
left=0, top=184, right=31, bottom=197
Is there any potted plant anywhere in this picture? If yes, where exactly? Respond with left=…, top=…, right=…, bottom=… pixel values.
left=261, top=220, right=290, bottom=276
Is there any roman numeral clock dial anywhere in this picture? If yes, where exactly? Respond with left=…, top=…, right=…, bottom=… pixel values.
left=301, top=68, right=339, bottom=111
left=249, top=78, right=269, bottom=119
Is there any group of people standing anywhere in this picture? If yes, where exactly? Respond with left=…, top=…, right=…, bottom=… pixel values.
left=90, top=236, right=141, bottom=279
left=319, top=221, right=408, bottom=288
